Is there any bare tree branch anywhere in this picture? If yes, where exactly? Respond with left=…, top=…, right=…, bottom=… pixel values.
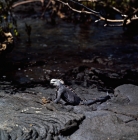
left=70, top=0, right=100, bottom=14
left=55, top=0, right=123, bottom=23
left=11, top=0, right=138, bottom=27
left=123, top=8, right=138, bottom=30
left=12, top=0, right=44, bottom=8
left=41, top=0, right=53, bottom=17
left=55, top=0, right=138, bottom=25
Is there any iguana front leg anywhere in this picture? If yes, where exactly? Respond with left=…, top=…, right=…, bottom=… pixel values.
left=54, top=88, right=63, bottom=103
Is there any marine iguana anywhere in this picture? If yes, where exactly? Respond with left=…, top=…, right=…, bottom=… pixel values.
left=50, top=79, right=110, bottom=105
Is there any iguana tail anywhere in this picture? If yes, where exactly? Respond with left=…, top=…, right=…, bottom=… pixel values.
left=82, top=94, right=110, bottom=105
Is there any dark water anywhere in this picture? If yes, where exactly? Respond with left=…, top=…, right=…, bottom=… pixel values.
left=14, top=18, right=138, bottom=59
left=1, top=17, right=138, bottom=84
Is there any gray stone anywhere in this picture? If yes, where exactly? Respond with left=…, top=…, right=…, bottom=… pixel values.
left=0, top=90, right=84, bottom=140
left=71, top=110, right=138, bottom=140
left=114, top=84, right=138, bottom=105
left=0, top=84, right=138, bottom=140
left=70, top=84, right=138, bottom=140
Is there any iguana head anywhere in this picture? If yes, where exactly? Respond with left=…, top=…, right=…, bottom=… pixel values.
left=50, top=79, right=64, bottom=87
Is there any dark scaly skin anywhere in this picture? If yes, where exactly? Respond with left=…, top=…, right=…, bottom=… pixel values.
left=82, top=95, right=111, bottom=105
left=50, top=79, right=110, bottom=106
left=54, top=84, right=82, bottom=105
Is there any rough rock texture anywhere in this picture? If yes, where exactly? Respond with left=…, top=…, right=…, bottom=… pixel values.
left=70, top=84, right=138, bottom=140
left=0, top=89, right=84, bottom=140
left=0, top=82, right=138, bottom=140
left=114, top=84, right=138, bottom=105
left=63, top=66, right=138, bottom=92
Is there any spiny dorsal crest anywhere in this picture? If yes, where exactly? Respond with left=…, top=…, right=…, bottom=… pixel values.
left=59, top=79, right=64, bottom=84
left=65, top=85, right=76, bottom=93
